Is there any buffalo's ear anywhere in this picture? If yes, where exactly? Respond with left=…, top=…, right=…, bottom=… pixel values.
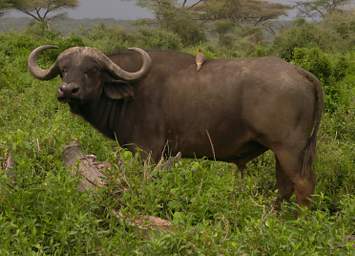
left=103, top=73, right=134, bottom=100
left=104, top=82, right=134, bottom=100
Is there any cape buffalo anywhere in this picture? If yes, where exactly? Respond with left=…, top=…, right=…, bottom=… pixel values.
left=28, top=45, right=323, bottom=207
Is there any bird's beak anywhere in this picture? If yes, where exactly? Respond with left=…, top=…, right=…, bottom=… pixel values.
left=196, top=63, right=202, bottom=71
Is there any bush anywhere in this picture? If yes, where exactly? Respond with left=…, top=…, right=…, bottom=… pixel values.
left=80, top=24, right=133, bottom=52
left=134, top=28, right=183, bottom=49
left=272, top=11, right=355, bottom=61
left=272, top=21, right=337, bottom=61
left=292, top=47, right=333, bottom=83
left=291, top=47, right=352, bottom=112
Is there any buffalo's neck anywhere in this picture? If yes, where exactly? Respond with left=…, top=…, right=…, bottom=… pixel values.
left=71, top=97, right=129, bottom=142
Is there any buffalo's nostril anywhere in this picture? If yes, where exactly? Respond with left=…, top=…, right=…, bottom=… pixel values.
left=58, top=87, right=64, bottom=96
left=72, top=87, right=79, bottom=94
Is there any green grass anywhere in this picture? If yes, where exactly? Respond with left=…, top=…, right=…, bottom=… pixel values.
left=0, top=31, right=354, bottom=255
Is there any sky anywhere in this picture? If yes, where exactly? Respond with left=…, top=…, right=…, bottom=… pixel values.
left=6, top=0, right=153, bottom=20
left=4, top=0, right=355, bottom=20
left=65, top=0, right=153, bottom=20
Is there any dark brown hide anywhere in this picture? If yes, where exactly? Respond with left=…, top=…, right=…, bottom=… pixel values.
left=28, top=47, right=323, bottom=207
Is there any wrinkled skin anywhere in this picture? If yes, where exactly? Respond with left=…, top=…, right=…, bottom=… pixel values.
left=28, top=47, right=323, bottom=207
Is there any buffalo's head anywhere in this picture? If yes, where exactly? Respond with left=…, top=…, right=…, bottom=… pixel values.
left=28, top=45, right=152, bottom=104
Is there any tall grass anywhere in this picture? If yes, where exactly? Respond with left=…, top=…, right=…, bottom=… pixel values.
left=0, top=28, right=354, bottom=255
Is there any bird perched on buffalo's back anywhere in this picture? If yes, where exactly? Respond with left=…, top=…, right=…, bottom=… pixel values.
left=195, top=48, right=206, bottom=72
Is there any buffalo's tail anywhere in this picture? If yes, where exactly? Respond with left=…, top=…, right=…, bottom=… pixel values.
left=296, top=67, right=324, bottom=177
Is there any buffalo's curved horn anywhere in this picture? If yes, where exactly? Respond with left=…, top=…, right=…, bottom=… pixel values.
left=28, top=45, right=60, bottom=80
left=91, top=47, right=152, bottom=81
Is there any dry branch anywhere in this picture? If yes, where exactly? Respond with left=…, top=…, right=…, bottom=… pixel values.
left=1, top=150, right=14, bottom=171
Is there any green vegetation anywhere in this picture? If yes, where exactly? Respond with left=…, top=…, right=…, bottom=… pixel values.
left=295, top=0, right=352, bottom=19
left=0, top=5, right=354, bottom=255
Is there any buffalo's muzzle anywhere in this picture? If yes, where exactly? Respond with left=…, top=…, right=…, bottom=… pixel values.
left=57, top=83, right=80, bottom=102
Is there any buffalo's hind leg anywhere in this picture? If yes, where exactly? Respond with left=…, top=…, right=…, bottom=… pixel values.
left=274, top=156, right=294, bottom=209
left=274, top=147, right=315, bottom=207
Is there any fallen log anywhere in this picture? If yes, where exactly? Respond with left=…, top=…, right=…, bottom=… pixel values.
left=62, top=141, right=109, bottom=191
left=62, top=141, right=172, bottom=232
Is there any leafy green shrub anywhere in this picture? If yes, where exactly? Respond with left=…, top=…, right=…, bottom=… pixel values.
left=292, top=47, right=333, bottom=83
left=272, top=21, right=334, bottom=61
left=134, top=28, right=183, bottom=49
left=291, top=47, right=351, bottom=112
left=213, top=20, right=237, bottom=48
left=272, top=11, right=355, bottom=60
left=24, top=22, right=60, bottom=40
left=80, top=24, right=133, bottom=52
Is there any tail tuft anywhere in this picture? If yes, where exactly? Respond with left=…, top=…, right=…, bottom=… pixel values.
left=296, top=67, right=324, bottom=177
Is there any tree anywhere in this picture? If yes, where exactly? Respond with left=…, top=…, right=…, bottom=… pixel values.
left=134, top=0, right=206, bottom=45
left=0, top=0, right=12, bottom=16
left=8, top=0, right=78, bottom=27
left=188, top=0, right=289, bottom=26
left=135, top=0, right=289, bottom=26
left=135, top=0, right=204, bottom=10
left=295, top=0, right=352, bottom=19
left=132, top=0, right=288, bottom=45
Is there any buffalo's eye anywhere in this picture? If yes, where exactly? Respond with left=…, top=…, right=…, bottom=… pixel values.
left=61, top=69, right=68, bottom=77
left=86, top=68, right=97, bottom=74
left=84, top=68, right=98, bottom=78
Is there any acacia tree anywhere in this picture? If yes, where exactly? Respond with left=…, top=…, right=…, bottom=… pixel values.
left=0, top=0, right=12, bottom=16
left=136, top=0, right=289, bottom=25
left=9, top=0, right=78, bottom=26
left=136, top=0, right=204, bottom=10
left=133, top=0, right=288, bottom=44
left=192, top=0, right=289, bottom=25
left=135, top=0, right=206, bottom=45
left=295, top=0, right=352, bottom=19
